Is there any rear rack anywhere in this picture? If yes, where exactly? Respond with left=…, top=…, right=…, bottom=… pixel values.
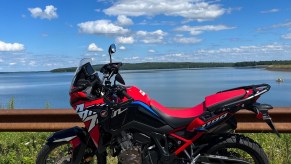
left=217, top=83, right=270, bottom=94
left=219, top=84, right=271, bottom=110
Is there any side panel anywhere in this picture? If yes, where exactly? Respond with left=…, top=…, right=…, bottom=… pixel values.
left=109, top=102, right=166, bottom=130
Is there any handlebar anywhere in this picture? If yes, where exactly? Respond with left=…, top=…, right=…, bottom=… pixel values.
left=118, top=90, right=133, bottom=107
left=102, top=85, right=133, bottom=109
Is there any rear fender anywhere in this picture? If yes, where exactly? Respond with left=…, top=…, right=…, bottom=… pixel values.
left=47, top=126, right=89, bottom=144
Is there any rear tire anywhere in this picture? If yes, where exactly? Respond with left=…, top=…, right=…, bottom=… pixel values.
left=36, top=141, right=106, bottom=164
left=201, top=134, right=269, bottom=164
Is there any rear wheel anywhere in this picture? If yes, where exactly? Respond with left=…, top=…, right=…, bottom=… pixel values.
left=199, top=134, right=269, bottom=164
left=36, top=141, right=106, bottom=164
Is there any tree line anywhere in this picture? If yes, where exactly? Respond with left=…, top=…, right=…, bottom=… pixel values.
left=51, top=60, right=291, bottom=72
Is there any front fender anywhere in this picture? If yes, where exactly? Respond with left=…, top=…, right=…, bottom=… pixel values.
left=47, top=126, right=89, bottom=143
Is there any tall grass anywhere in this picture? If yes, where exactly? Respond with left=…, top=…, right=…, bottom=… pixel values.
left=0, top=97, right=15, bottom=109
left=0, top=132, right=50, bottom=164
left=7, top=97, right=15, bottom=109
left=0, top=98, right=51, bottom=109
left=0, top=132, right=289, bottom=164
left=245, top=133, right=291, bottom=164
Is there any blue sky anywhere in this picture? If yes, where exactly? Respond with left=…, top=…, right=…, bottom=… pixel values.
left=0, top=0, right=291, bottom=72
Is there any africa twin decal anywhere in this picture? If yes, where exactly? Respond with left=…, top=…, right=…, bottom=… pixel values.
left=76, top=104, right=98, bottom=131
left=111, top=107, right=128, bottom=118
left=201, top=112, right=228, bottom=128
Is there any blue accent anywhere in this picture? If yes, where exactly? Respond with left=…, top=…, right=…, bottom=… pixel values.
left=131, top=101, right=160, bottom=117
left=196, top=127, right=207, bottom=132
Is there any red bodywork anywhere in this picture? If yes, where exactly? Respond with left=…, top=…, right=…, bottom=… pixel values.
left=126, top=86, right=151, bottom=105
left=70, top=85, right=254, bottom=154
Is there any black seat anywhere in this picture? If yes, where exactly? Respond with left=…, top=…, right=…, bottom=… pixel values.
left=150, top=100, right=204, bottom=129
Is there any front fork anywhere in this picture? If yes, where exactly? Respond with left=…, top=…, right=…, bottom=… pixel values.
left=250, top=103, right=280, bottom=137
left=47, top=126, right=93, bottom=163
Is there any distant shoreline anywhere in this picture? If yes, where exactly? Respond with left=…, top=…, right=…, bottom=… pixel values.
left=50, top=60, right=291, bottom=73
left=265, top=65, right=291, bottom=72
left=1, top=61, right=291, bottom=73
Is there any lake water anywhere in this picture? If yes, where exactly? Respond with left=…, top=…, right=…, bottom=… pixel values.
left=0, top=68, right=290, bottom=109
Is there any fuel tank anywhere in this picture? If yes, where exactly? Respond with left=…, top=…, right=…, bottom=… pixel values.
left=109, top=86, right=170, bottom=132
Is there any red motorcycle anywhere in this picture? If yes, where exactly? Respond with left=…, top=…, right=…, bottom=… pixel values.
left=37, top=44, right=279, bottom=164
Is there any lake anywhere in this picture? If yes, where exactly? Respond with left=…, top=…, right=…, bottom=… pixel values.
left=0, top=68, right=290, bottom=109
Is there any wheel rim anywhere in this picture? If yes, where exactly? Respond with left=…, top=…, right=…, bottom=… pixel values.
left=45, top=142, right=97, bottom=164
left=46, top=142, right=73, bottom=164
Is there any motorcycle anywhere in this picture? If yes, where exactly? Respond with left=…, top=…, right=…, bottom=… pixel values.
left=36, top=44, right=279, bottom=164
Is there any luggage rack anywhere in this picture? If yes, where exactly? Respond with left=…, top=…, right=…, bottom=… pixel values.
left=219, top=84, right=271, bottom=110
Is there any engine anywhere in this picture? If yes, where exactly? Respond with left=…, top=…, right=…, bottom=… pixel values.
left=111, top=131, right=142, bottom=164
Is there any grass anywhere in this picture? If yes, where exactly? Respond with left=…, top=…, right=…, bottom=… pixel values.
left=245, top=133, right=291, bottom=164
left=0, top=132, right=50, bottom=164
left=266, top=64, right=291, bottom=71
left=0, top=132, right=289, bottom=164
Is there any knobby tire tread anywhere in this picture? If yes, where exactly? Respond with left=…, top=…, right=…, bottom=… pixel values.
left=204, top=134, right=269, bottom=164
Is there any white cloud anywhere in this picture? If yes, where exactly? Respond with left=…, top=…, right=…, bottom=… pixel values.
left=257, top=21, right=291, bottom=32
left=261, top=8, right=279, bottom=14
left=119, top=46, right=126, bottom=50
left=0, top=41, right=25, bottom=52
left=88, top=43, right=104, bottom=52
left=117, top=15, right=133, bottom=26
left=123, top=56, right=140, bottom=61
left=78, top=20, right=129, bottom=35
left=173, top=37, right=202, bottom=44
left=104, top=0, right=226, bottom=21
left=116, top=36, right=135, bottom=44
left=196, top=43, right=286, bottom=58
left=29, top=61, right=36, bottom=66
left=148, top=49, right=155, bottom=53
left=272, top=22, right=291, bottom=28
left=282, top=33, right=291, bottom=39
left=28, top=5, right=58, bottom=20
left=136, top=29, right=167, bottom=43
left=175, top=24, right=235, bottom=35
left=123, top=43, right=291, bottom=63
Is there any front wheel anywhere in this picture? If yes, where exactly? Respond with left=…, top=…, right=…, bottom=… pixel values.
left=36, top=141, right=106, bottom=164
left=199, top=134, right=269, bottom=164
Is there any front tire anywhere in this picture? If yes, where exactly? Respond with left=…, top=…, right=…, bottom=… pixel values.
left=36, top=141, right=106, bottom=164
left=200, top=134, right=269, bottom=164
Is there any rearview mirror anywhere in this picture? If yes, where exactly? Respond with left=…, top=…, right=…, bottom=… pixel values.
left=108, top=44, right=116, bottom=63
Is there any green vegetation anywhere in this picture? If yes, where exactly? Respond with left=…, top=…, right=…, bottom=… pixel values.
left=245, top=133, right=291, bottom=164
left=7, top=97, right=15, bottom=110
left=44, top=102, right=50, bottom=109
left=51, top=62, right=234, bottom=72
left=0, top=132, right=289, bottom=164
left=266, top=64, right=291, bottom=71
left=0, top=97, right=15, bottom=110
left=0, top=98, right=52, bottom=110
left=0, top=132, right=50, bottom=164
left=50, top=60, right=291, bottom=72
left=234, top=60, right=291, bottom=67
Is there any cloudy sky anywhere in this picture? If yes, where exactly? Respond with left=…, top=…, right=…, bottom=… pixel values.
left=1, top=0, right=291, bottom=72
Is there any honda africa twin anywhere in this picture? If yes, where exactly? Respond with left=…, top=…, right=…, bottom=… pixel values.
left=36, top=44, right=279, bottom=164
